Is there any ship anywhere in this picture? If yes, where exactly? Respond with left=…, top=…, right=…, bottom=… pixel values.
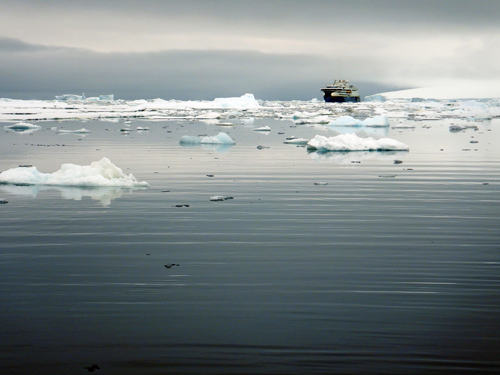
left=321, top=80, right=360, bottom=103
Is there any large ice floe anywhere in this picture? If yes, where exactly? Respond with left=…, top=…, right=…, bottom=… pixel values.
left=0, top=157, right=149, bottom=187
left=307, top=133, right=409, bottom=152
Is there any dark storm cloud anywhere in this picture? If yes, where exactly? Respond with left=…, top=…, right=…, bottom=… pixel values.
left=0, top=37, right=402, bottom=100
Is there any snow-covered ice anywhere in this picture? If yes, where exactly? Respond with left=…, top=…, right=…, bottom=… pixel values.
left=0, top=157, right=149, bottom=187
left=307, top=133, right=409, bottom=152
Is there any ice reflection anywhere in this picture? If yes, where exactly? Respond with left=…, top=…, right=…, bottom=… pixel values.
left=179, top=143, right=234, bottom=154
left=308, top=150, right=408, bottom=164
left=326, top=125, right=389, bottom=137
left=0, top=184, right=141, bottom=206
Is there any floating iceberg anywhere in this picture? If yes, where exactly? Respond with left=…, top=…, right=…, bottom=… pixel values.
left=307, top=133, right=409, bottom=152
left=212, top=93, right=260, bottom=108
left=0, top=157, right=149, bottom=187
left=328, top=115, right=390, bottom=127
left=179, top=132, right=235, bottom=145
left=4, top=122, right=41, bottom=130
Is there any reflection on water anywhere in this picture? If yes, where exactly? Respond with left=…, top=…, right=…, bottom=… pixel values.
left=309, top=150, right=408, bottom=163
left=0, top=184, right=141, bottom=206
left=178, top=143, right=234, bottom=153
left=5, top=128, right=41, bottom=135
left=326, top=125, right=390, bottom=137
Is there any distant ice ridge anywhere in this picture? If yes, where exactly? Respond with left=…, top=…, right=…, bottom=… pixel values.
left=307, top=133, right=409, bottom=152
left=179, top=132, right=235, bottom=145
left=0, top=157, right=149, bottom=187
left=1, top=92, right=499, bottom=122
left=55, top=94, right=114, bottom=101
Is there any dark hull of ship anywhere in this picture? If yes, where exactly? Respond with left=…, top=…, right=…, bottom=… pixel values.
left=322, top=93, right=360, bottom=103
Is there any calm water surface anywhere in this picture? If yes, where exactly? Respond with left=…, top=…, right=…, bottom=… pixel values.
left=1, top=118, right=500, bottom=374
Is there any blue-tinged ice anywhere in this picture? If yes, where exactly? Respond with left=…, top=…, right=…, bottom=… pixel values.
left=4, top=122, right=41, bottom=130
left=179, top=132, right=235, bottom=145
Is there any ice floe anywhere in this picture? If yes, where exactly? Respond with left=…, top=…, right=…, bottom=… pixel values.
left=4, top=122, right=41, bottom=130
left=307, top=133, right=409, bottom=152
left=179, top=132, right=235, bottom=145
left=0, top=157, right=149, bottom=187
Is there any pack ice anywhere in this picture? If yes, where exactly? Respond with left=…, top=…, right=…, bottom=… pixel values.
left=0, top=157, right=149, bottom=187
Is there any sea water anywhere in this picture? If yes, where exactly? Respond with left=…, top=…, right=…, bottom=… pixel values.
left=1, top=118, right=499, bottom=374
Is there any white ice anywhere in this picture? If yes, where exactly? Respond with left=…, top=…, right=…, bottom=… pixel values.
left=0, top=157, right=149, bottom=187
left=307, top=133, right=409, bottom=152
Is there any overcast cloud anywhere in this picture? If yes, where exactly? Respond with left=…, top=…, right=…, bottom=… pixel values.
left=1, top=0, right=499, bottom=100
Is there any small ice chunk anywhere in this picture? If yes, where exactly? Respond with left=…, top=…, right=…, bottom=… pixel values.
left=210, top=196, right=234, bottom=201
left=253, top=126, right=271, bottom=131
left=58, top=128, right=91, bottom=133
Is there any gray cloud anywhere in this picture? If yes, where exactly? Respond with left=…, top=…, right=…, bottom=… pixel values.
left=0, top=37, right=405, bottom=100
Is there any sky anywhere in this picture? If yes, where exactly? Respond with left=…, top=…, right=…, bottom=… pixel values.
left=1, top=0, right=499, bottom=101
